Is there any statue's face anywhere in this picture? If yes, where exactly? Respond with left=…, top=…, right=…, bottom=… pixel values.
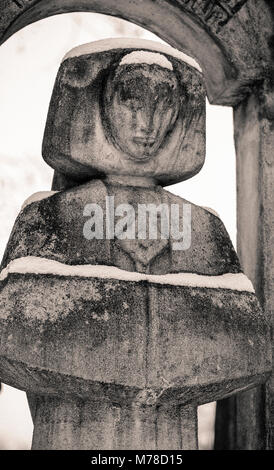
left=105, top=65, right=181, bottom=163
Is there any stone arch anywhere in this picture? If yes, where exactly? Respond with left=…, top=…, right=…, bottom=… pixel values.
left=0, top=1, right=273, bottom=105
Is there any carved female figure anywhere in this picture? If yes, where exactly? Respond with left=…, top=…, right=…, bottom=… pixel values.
left=0, top=39, right=270, bottom=450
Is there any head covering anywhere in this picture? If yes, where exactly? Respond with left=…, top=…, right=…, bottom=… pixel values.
left=43, top=38, right=206, bottom=186
left=62, top=38, right=201, bottom=71
left=119, top=50, right=173, bottom=70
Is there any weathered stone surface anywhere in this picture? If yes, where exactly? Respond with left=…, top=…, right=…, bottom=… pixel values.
left=215, top=81, right=274, bottom=449
left=0, top=36, right=272, bottom=449
left=1, top=181, right=241, bottom=276
left=0, top=274, right=271, bottom=401
left=0, top=275, right=148, bottom=395
left=42, top=40, right=206, bottom=185
left=30, top=398, right=197, bottom=450
left=0, top=1, right=273, bottom=105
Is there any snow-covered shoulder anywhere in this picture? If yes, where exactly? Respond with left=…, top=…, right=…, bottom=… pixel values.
left=21, top=191, right=59, bottom=210
left=202, top=207, right=220, bottom=218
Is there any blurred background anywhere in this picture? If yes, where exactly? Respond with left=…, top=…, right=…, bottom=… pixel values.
left=0, top=12, right=237, bottom=450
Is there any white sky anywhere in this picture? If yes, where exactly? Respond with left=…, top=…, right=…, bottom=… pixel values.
left=0, top=12, right=234, bottom=449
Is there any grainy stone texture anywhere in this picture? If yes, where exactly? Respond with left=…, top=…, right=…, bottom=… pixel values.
left=1, top=181, right=241, bottom=276
left=42, top=42, right=205, bottom=185
left=30, top=398, right=198, bottom=450
left=0, top=273, right=271, bottom=448
left=0, top=274, right=270, bottom=396
left=215, top=80, right=274, bottom=449
left=0, top=38, right=272, bottom=449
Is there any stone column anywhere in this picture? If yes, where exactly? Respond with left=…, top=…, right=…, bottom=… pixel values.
left=29, top=397, right=197, bottom=450
left=215, top=81, right=274, bottom=449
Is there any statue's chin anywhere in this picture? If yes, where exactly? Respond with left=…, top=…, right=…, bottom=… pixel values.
left=122, top=142, right=162, bottom=163
left=126, top=153, right=155, bottom=163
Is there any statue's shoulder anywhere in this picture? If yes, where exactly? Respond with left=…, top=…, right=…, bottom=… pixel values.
left=18, top=179, right=107, bottom=220
left=163, top=189, right=223, bottom=227
left=159, top=189, right=242, bottom=276
left=1, top=180, right=110, bottom=270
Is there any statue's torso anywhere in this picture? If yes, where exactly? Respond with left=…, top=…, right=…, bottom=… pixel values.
left=0, top=177, right=268, bottom=404
left=1, top=179, right=241, bottom=276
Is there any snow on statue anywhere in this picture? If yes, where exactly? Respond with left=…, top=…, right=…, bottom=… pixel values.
left=0, top=39, right=271, bottom=450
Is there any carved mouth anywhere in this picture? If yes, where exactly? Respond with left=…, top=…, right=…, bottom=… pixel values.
left=133, top=137, right=156, bottom=146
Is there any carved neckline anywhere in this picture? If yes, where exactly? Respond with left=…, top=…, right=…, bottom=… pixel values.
left=105, top=175, right=157, bottom=188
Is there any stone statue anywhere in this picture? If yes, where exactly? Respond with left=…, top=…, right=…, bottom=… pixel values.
left=0, top=39, right=271, bottom=450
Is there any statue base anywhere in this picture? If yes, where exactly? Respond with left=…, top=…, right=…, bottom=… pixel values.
left=28, top=394, right=197, bottom=450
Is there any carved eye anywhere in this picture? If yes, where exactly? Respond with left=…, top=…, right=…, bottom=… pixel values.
left=119, top=87, right=130, bottom=101
left=119, top=89, right=131, bottom=101
left=166, top=96, right=174, bottom=106
left=156, top=86, right=171, bottom=103
left=165, top=88, right=176, bottom=105
left=129, top=98, right=142, bottom=111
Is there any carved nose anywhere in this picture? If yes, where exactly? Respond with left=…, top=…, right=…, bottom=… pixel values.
left=137, top=110, right=155, bottom=134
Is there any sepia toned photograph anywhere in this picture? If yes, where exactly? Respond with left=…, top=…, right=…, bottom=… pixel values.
left=0, top=0, right=273, bottom=458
